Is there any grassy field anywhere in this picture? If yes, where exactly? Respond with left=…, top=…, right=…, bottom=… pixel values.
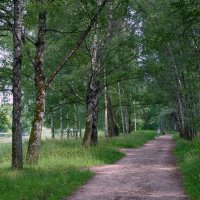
left=0, top=131, right=155, bottom=200
left=174, top=135, right=200, bottom=200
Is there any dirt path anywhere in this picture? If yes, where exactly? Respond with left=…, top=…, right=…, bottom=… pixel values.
left=64, top=135, right=189, bottom=200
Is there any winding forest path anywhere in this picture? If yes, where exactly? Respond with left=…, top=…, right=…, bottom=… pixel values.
left=64, top=135, right=189, bottom=200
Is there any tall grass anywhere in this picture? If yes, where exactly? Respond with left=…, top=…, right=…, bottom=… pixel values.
left=0, top=143, right=11, bottom=163
left=174, top=135, right=200, bottom=200
left=0, top=131, right=155, bottom=200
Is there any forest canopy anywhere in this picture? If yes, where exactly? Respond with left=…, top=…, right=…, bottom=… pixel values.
left=0, top=0, right=200, bottom=169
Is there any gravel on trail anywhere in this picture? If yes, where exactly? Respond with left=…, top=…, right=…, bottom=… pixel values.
left=64, top=135, right=189, bottom=200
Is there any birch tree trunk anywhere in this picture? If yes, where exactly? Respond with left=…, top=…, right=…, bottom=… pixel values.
left=103, top=2, right=114, bottom=139
left=125, top=106, right=131, bottom=134
left=191, top=29, right=200, bottom=77
left=26, top=0, right=46, bottom=163
left=12, top=0, right=23, bottom=170
left=104, top=69, right=109, bottom=138
left=83, top=27, right=100, bottom=146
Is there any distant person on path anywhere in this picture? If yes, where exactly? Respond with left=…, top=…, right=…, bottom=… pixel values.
left=157, top=128, right=161, bottom=137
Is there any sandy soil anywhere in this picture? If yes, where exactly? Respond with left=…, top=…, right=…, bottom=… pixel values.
left=64, top=135, right=189, bottom=200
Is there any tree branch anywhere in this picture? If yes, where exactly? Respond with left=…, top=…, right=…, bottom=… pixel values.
left=45, top=0, right=109, bottom=88
left=22, top=33, right=36, bottom=66
left=45, top=28, right=100, bottom=35
left=68, top=83, right=85, bottom=102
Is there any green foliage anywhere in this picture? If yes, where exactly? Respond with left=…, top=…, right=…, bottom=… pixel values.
left=174, top=135, right=200, bottom=199
left=0, top=67, right=12, bottom=89
left=0, top=131, right=155, bottom=200
left=170, top=0, right=200, bottom=27
left=0, top=106, right=11, bottom=132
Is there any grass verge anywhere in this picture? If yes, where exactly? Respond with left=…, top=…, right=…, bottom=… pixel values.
left=174, top=134, right=200, bottom=200
left=0, top=131, right=155, bottom=200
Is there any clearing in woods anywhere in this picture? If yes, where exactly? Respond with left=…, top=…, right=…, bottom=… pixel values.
left=65, top=135, right=188, bottom=200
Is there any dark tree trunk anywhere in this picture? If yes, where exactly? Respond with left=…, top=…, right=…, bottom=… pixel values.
left=74, top=104, right=78, bottom=139
left=177, top=94, right=185, bottom=138
left=12, top=0, right=23, bottom=170
left=26, top=1, right=46, bottom=163
left=118, top=82, right=125, bottom=133
left=60, top=108, right=63, bottom=139
left=170, top=112, right=180, bottom=132
left=127, top=106, right=132, bottom=134
left=76, top=105, right=82, bottom=138
left=66, top=114, right=70, bottom=139
left=83, top=76, right=99, bottom=146
left=124, top=106, right=131, bottom=134
left=107, top=95, right=119, bottom=137
left=51, top=111, right=55, bottom=139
